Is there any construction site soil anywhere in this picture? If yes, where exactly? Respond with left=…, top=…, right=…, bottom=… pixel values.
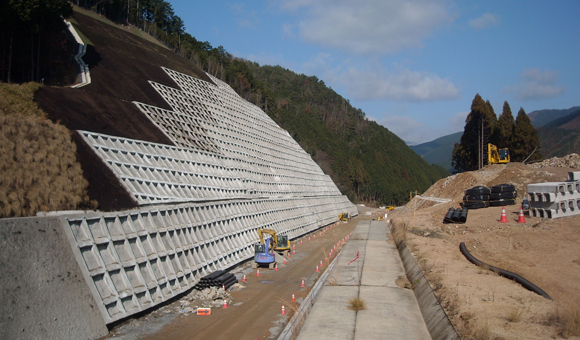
left=392, top=162, right=580, bottom=339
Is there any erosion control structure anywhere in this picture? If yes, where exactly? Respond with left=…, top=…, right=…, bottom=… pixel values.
left=1, top=67, right=356, bottom=340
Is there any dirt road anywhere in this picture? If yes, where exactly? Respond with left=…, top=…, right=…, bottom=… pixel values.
left=134, top=218, right=359, bottom=340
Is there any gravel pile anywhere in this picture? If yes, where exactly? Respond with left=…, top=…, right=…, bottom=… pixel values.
left=529, top=153, right=580, bottom=169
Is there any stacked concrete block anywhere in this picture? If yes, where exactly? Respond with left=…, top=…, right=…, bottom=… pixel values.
left=61, top=197, right=355, bottom=323
left=528, top=172, right=580, bottom=218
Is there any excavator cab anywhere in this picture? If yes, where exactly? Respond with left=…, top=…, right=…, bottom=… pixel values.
left=488, top=143, right=510, bottom=165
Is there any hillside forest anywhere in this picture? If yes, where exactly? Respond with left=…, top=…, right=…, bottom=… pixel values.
left=1, top=0, right=446, bottom=211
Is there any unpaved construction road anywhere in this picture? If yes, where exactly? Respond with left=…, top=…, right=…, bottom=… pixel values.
left=107, top=214, right=363, bottom=340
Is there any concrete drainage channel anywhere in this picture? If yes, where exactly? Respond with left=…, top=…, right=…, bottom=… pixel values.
left=277, top=246, right=341, bottom=340
left=389, top=220, right=459, bottom=340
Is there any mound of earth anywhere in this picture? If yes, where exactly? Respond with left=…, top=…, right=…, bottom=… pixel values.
left=390, top=160, right=580, bottom=339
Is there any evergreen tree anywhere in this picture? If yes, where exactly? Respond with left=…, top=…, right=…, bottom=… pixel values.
left=512, top=107, right=542, bottom=162
left=452, top=94, right=498, bottom=172
left=497, top=101, right=514, bottom=149
left=486, top=99, right=500, bottom=145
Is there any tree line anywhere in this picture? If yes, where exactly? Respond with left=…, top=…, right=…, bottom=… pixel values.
left=452, top=94, right=541, bottom=172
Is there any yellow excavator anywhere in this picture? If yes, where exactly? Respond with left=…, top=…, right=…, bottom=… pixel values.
left=488, top=143, right=510, bottom=165
left=258, top=228, right=291, bottom=256
left=338, top=212, right=351, bottom=221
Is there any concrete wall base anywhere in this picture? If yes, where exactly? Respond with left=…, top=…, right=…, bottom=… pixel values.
left=0, top=216, right=109, bottom=340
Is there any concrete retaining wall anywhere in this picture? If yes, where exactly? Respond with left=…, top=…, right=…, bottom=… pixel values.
left=0, top=217, right=108, bottom=340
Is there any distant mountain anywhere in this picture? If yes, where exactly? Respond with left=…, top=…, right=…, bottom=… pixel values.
left=410, top=131, right=462, bottom=171
left=528, top=106, right=580, bottom=128
left=537, top=109, right=580, bottom=158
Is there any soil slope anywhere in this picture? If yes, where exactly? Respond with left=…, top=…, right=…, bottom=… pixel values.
left=391, top=161, right=580, bottom=339
left=34, top=10, right=213, bottom=210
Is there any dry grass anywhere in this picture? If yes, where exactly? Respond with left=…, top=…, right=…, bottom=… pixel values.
left=0, top=82, right=96, bottom=217
left=472, top=317, right=491, bottom=340
left=546, top=307, right=580, bottom=339
left=506, top=306, right=525, bottom=323
left=390, top=218, right=408, bottom=247
left=347, top=297, right=366, bottom=311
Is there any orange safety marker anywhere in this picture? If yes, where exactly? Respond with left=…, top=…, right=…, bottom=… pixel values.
left=283, top=257, right=287, bottom=264
left=223, top=300, right=228, bottom=309
left=293, top=249, right=296, bottom=255
left=320, top=260, right=323, bottom=267
left=275, top=264, right=278, bottom=271
left=281, top=305, right=286, bottom=315
left=256, top=269, right=260, bottom=277
left=325, top=257, right=328, bottom=262
left=242, top=274, right=246, bottom=282
left=300, top=240, right=302, bottom=245
left=197, top=308, right=211, bottom=316
left=291, top=293, right=296, bottom=303
left=517, top=206, right=527, bottom=223
left=222, top=284, right=225, bottom=290
left=499, top=206, right=508, bottom=223
left=308, top=236, right=311, bottom=241
left=316, top=265, right=319, bottom=273
left=301, top=278, right=305, bottom=287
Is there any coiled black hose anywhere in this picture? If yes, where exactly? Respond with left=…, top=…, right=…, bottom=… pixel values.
left=459, top=242, right=552, bottom=300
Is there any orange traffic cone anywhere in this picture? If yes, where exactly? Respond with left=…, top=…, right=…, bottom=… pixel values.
left=283, top=258, right=287, bottom=264
left=222, top=284, right=225, bottom=290
left=293, top=249, right=296, bottom=255
left=256, top=269, right=260, bottom=277
left=325, top=257, right=328, bottom=262
left=320, top=260, right=323, bottom=267
left=308, top=236, right=311, bottom=241
left=316, top=265, right=319, bottom=273
left=242, top=274, right=246, bottom=282
left=281, top=305, right=286, bottom=315
left=275, top=264, right=278, bottom=271
left=517, top=206, right=527, bottom=223
left=291, top=294, right=296, bottom=303
left=499, top=207, right=508, bottom=223
left=301, top=278, right=305, bottom=287
left=300, top=240, right=302, bottom=245
left=223, top=300, right=228, bottom=309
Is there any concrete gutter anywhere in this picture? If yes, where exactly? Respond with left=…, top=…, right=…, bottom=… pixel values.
left=391, top=222, right=460, bottom=340
left=295, top=220, right=431, bottom=340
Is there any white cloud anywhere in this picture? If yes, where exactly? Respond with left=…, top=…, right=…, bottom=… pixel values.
left=449, top=111, right=468, bottom=132
left=344, top=67, right=460, bottom=102
left=230, top=3, right=259, bottom=28
left=469, top=13, right=499, bottom=30
left=378, top=111, right=467, bottom=144
left=503, top=68, right=565, bottom=100
left=278, top=0, right=456, bottom=54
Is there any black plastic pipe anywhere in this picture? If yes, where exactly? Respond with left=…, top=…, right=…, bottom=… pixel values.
left=451, top=208, right=461, bottom=222
left=459, top=242, right=552, bottom=300
left=444, top=208, right=455, bottom=223
left=459, top=208, right=468, bottom=223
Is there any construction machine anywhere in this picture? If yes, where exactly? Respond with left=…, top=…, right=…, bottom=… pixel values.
left=258, top=228, right=291, bottom=256
left=338, top=212, right=351, bottom=221
left=487, top=143, right=510, bottom=165
left=253, top=235, right=276, bottom=269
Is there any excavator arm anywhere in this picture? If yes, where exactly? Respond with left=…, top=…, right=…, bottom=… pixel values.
left=258, top=228, right=277, bottom=251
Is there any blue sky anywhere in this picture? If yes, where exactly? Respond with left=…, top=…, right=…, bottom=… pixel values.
left=169, top=0, right=580, bottom=143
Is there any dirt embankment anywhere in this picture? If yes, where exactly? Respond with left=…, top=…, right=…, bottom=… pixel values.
left=391, top=161, right=580, bottom=340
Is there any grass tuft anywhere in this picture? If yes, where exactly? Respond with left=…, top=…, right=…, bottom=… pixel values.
left=347, top=297, right=366, bottom=311
left=506, top=306, right=524, bottom=323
